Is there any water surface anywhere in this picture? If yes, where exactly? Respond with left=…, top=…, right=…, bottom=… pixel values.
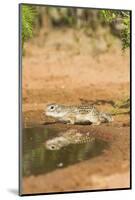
left=22, top=127, right=109, bottom=176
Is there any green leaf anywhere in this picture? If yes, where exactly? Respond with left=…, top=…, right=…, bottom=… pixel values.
left=21, top=5, right=37, bottom=47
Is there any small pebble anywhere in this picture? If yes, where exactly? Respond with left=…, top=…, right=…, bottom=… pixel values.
left=57, top=162, right=63, bottom=167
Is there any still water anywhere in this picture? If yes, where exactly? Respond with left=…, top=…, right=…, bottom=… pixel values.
left=22, top=127, right=109, bottom=176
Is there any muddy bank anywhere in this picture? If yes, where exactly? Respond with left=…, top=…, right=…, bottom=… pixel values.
left=22, top=29, right=130, bottom=126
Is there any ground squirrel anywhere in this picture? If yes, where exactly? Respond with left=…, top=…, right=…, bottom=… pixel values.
left=45, top=103, right=113, bottom=125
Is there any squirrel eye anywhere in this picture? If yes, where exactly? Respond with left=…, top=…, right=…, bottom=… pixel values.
left=50, top=106, right=54, bottom=110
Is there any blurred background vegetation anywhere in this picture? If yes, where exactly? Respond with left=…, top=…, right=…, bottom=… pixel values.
left=21, top=5, right=130, bottom=50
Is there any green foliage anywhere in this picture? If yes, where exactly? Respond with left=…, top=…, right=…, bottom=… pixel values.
left=110, top=97, right=130, bottom=115
left=21, top=5, right=37, bottom=47
left=121, top=14, right=130, bottom=49
left=101, top=10, right=130, bottom=49
left=101, top=10, right=117, bottom=22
